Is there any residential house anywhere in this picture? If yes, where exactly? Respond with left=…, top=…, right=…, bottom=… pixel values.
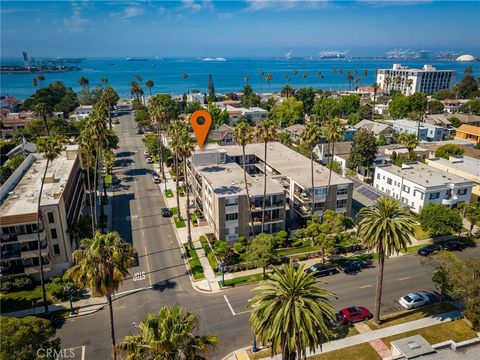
left=284, top=124, right=305, bottom=143
left=455, top=124, right=480, bottom=143
left=353, top=119, right=394, bottom=144
left=393, top=119, right=444, bottom=141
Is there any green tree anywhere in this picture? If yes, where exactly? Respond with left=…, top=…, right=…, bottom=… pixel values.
left=427, top=100, right=445, bottom=114
left=245, top=233, right=277, bottom=278
left=213, top=240, right=234, bottom=265
left=357, top=197, right=416, bottom=323
left=326, top=160, right=342, bottom=174
left=170, top=120, right=187, bottom=219
left=208, top=74, right=215, bottom=102
left=117, top=305, right=218, bottom=360
left=460, top=100, right=480, bottom=116
left=281, top=84, right=295, bottom=99
left=66, top=231, right=136, bottom=360
left=36, top=135, right=65, bottom=313
left=207, top=102, right=229, bottom=129
left=301, top=123, right=323, bottom=216
left=311, top=96, right=339, bottom=122
left=277, top=131, right=292, bottom=147
left=134, top=108, right=151, bottom=128
left=347, top=128, right=378, bottom=175
left=460, top=202, right=480, bottom=236
left=248, top=262, right=336, bottom=359
left=102, top=86, right=119, bottom=130
left=296, top=214, right=336, bottom=264
left=419, top=203, right=462, bottom=237
left=432, top=89, right=455, bottom=101
left=145, top=79, right=154, bottom=95
left=434, top=143, right=464, bottom=159
left=184, top=101, right=203, bottom=114
left=0, top=316, right=61, bottom=360
left=398, top=133, right=419, bottom=153
left=179, top=132, right=195, bottom=245
left=454, top=66, right=479, bottom=99
left=78, top=76, right=89, bottom=90
left=296, top=87, right=316, bottom=114
left=0, top=154, right=25, bottom=183
left=338, top=94, right=360, bottom=117
left=408, top=92, right=428, bottom=114
left=129, top=81, right=143, bottom=102
left=451, top=257, right=480, bottom=330
left=449, top=116, right=461, bottom=128
left=271, top=97, right=304, bottom=127
left=240, top=84, right=261, bottom=108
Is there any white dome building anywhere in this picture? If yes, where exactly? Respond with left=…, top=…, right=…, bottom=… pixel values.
left=456, top=54, right=475, bottom=62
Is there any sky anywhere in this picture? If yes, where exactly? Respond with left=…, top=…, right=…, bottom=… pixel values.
left=1, top=0, right=479, bottom=58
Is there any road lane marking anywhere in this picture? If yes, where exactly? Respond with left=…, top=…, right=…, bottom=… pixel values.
left=223, top=295, right=236, bottom=315
left=236, top=309, right=252, bottom=315
left=144, top=244, right=153, bottom=287
left=114, top=286, right=152, bottom=297
left=398, top=277, right=410, bottom=281
left=360, top=285, right=372, bottom=289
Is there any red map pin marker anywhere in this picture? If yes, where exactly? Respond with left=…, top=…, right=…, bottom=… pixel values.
left=190, top=110, right=212, bottom=149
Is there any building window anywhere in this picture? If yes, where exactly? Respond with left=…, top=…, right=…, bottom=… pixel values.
left=458, top=189, right=467, bottom=196
left=314, top=202, right=325, bottom=211
left=315, top=187, right=327, bottom=199
left=377, top=173, right=380, bottom=180
left=47, top=212, right=55, bottom=223
left=387, top=178, right=392, bottom=185
left=225, top=213, right=238, bottom=221
left=50, top=229, right=58, bottom=239
left=225, top=197, right=238, bottom=206
left=402, top=185, right=410, bottom=193
left=336, top=199, right=347, bottom=209
left=336, top=186, right=348, bottom=196
left=53, top=244, right=60, bottom=255
left=429, top=192, right=440, bottom=200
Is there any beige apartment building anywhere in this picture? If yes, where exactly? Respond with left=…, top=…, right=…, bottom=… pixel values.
left=0, top=145, right=85, bottom=279
left=187, top=142, right=353, bottom=242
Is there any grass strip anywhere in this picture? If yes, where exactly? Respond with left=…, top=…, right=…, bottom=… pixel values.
left=184, top=244, right=205, bottom=280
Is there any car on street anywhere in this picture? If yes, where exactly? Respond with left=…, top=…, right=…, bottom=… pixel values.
left=417, top=244, right=441, bottom=256
left=111, top=176, right=120, bottom=185
left=305, top=263, right=338, bottom=277
left=144, top=150, right=150, bottom=157
left=441, top=240, right=464, bottom=252
left=152, top=174, right=161, bottom=184
left=162, top=208, right=172, bottom=217
left=399, top=292, right=430, bottom=309
left=336, top=306, right=372, bottom=324
left=339, top=260, right=369, bottom=273
left=146, top=157, right=153, bottom=164
left=136, top=128, right=144, bottom=134
left=113, top=118, right=120, bottom=124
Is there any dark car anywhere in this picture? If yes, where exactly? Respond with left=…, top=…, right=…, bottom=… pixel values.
left=305, top=263, right=338, bottom=277
left=162, top=208, right=172, bottom=217
left=339, top=260, right=368, bottom=273
left=136, top=128, right=144, bottom=135
left=441, top=241, right=464, bottom=252
left=336, top=306, right=372, bottom=324
left=111, top=176, right=121, bottom=185
left=418, top=244, right=441, bottom=256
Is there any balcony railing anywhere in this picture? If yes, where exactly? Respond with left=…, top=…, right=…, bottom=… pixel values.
left=294, top=191, right=312, bottom=202
left=21, top=247, right=49, bottom=259
left=1, top=249, right=21, bottom=260
left=250, top=200, right=284, bottom=209
left=17, top=231, right=45, bottom=243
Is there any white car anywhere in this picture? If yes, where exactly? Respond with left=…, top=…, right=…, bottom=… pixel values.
left=399, top=292, right=430, bottom=310
left=152, top=174, right=161, bottom=184
left=146, top=157, right=153, bottom=164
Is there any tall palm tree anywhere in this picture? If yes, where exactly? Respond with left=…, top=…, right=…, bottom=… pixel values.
left=37, top=75, right=45, bottom=87
left=398, top=133, right=419, bottom=152
left=129, top=81, right=143, bottom=102
left=384, top=76, right=392, bottom=93
left=372, top=82, right=379, bottom=121
left=322, top=118, right=344, bottom=210
left=78, top=76, right=89, bottom=90
left=254, top=120, right=277, bottom=231
left=248, top=262, right=336, bottom=359
left=148, top=96, right=169, bottom=182
left=406, top=78, right=414, bottom=95
left=145, top=79, right=154, bottom=96
left=79, top=127, right=96, bottom=233
left=316, top=71, right=323, bottom=88
left=346, top=74, right=354, bottom=90
left=284, top=74, right=291, bottom=84
left=182, top=73, right=188, bottom=80
left=357, top=197, right=416, bottom=324
left=300, top=123, right=322, bottom=217
left=265, top=73, right=272, bottom=91
left=102, top=86, right=119, bottom=130
left=117, top=305, right=218, bottom=360
left=363, top=69, right=369, bottom=78
left=36, top=134, right=65, bottom=313
left=302, top=71, right=308, bottom=85
left=67, top=231, right=135, bottom=360
left=281, top=84, right=294, bottom=99
left=134, top=74, right=143, bottom=83
left=170, top=120, right=187, bottom=219
left=234, top=120, right=254, bottom=236
left=292, top=69, right=298, bottom=86
left=180, top=133, right=195, bottom=245
left=33, top=101, right=53, bottom=133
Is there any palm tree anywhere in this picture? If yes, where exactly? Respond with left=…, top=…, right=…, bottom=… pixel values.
left=33, top=102, right=53, bottom=133
left=302, top=71, right=308, bottom=85
left=36, top=134, right=65, bottom=313
left=300, top=123, right=322, bottom=217
left=117, top=305, right=218, bottom=360
left=254, top=120, right=277, bottom=231
left=316, top=71, right=323, bottom=88
left=406, top=78, right=414, bottom=95
left=32, top=78, right=38, bottom=89
left=145, top=79, right=154, bottom=96
left=37, top=75, right=45, bottom=87
left=357, top=197, right=416, bottom=324
left=134, top=74, right=143, bottom=83
left=148, top=96, right=170, bottom=182
left=234, top=120, right=254, bottom=236
left=102, top=86, right=119, bottom=130
left=372, top=82, right=379, bottom=121
left=129, top=81, right=143, bottom=101
left=79, top=127, right=96, bottom=233
left=182, top=73, right=189, bottom=80
left=292, top=69, right=298, bottom=85
left=265, top=73, right=272, bottom=91
left=331, top=68, right=336, bottom=89
left=322, top=118, right=344, bottom=210
left=398, top=133, right=419, bottom=152
left=281, top=84, right=294, bottom=99
left=180, top=133, right=195, bottom=245
left=248, top=262, right=336, bottom=359
left=355, top=77, right=361, bottom=89
left=67, top=231, right=135, bottom=360
left=284, top=74, right=291, bottom=84
left=346, top=74, right=354, bottom=90
left=363, top=69, right=369, bottom=78
left=78, top=76, right=89, bottom=90
left=170, top=120, right=187, bottom=219
left=384, top=76, right=393, bottom=93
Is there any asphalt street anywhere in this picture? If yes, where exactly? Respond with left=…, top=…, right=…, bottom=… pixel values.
left=55, top=114, right=480, bottom=360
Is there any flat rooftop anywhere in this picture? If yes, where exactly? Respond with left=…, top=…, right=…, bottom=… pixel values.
left=197, top=162, right=284, bottom=197
left=223, top=142, right=352, bottom=190
left=0, top=146, right=79, bottom=217
left=378, top=162, right=472, bottom=188
left=427, top=156, right=480, bottom=179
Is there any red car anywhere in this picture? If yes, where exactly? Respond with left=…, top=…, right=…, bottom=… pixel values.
left=336, top=306, right=372, bottom=324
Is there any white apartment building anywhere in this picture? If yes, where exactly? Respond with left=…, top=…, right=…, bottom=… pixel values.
left=376, top=64, right=455, bottom=95
left=187, top=93, right=205, bottom=104
left=373, top=162, right=473, bottom=213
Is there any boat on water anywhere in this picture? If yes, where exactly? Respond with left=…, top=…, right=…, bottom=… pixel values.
left=126, top=57, right=148, bottom=61
left=202, top=57, right=227, bottom=62
left=318, top=50, right=349, bottom=59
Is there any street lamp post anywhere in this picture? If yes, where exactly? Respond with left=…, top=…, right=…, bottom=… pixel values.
left=65, top=285, right=76, bottom=316
left=221, top=260, right=225, bottom=288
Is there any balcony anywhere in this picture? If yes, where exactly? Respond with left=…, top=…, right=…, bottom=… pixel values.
left=17, top=231, right=45, bottom=243
left=0, top=234, right=17, bottom=244
left=293, top=203, right=312, bottom=217
left=250, top=216, right=283, bottom=225
left=0, top=248, right=21, bottom=260
left=293, top=191, right=312, bottom=203
left=442, top=196, right=458, bottom=206
left=251, top=200, right=284, bottom=210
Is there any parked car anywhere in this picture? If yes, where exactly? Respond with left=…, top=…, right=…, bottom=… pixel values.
left=146, top=157, right=153, bottom=164
left=162, top=208, right=172, bottom=217
left=136, top=128, right=144, bottom=134
left=111, top=176, right=120, bottom=185
left=113, top=118, right=120, bottom=124
left=152, top=174, right=161, bottom=184
left=339, top=260, right=369, bottom=273
left=305, top=263, right=338, bottom=277
left=144, top=150, right=150, bottom=157
left=441, top=240, right=464, bottom=252
left=336, top=306, right=372, bottom=324
left=417, top=244, right=441, bottom=256
left=399, top=292, right=430, bottom=310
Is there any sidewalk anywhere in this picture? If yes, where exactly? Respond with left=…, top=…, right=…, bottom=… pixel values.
left=224, top=310, right=464, bottom=360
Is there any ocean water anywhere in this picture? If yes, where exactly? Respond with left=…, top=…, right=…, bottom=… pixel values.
left=1, top=57, right=479, bottom=100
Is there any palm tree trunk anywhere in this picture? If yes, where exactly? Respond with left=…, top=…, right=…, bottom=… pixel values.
left=175, top=155, right=182, bottom=219
left=93, top=146, right=99, bottom=228
left=37, top=159, right=50, bottom=314
left=243, top=146, right=254, bottom=237
left=261, top=141, right=267, bottom=232
left=184, top=158, right=192, bottom=245
left=108, top=106, right=112, bottom=130
left=85, top=153, right=95, bottom=233
left=310, top=151, right=315, bottom=217
left=373, top=246, right=385, bottom=324
left=106, top=294, right=117, bottom=360
left=157, top=124, right=165, bottom=181
left=324, top=141, right=335, bottom=219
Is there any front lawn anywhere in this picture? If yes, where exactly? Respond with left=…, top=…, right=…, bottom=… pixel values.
left=174, top=216, right=186, bottom=228
left=332, top=253, right=379, bottom=266
left=276, top=242, right=320, bottom=257
left=309, top=343, right=380, bottom=360
left=367, top=303, right=457, bottom=330
left=184, top=244, right=205, bottom=280
left=401, top=243, right=431, bottom=254
left=164, top=189, right=174, bottom=198
left=381, top=319, right=477, bottom=348
left=0, top=286, right=53, bottom=313
left=170, top=207, right=178, bottom=215
left=413, top=225, right=430, bottom=240
left=199, top=235, right=218, bottom=274
left=220, top=273, right=265, bottom=287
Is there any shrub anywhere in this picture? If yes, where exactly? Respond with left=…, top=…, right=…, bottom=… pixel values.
left=233, top=242, right=245, bottom=254
left=0, top=280, right=14, bottom=293
left=13, top=277, right=34, bottom=291
left=275, top=230, right=289, bottom=247
left=297, top=254, right=308, bottom=261
left=291, top=239, right=304, bottom=248
left=237, top=236, right=249, bottom=247
left=205, top=233, right=216, bottom=244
